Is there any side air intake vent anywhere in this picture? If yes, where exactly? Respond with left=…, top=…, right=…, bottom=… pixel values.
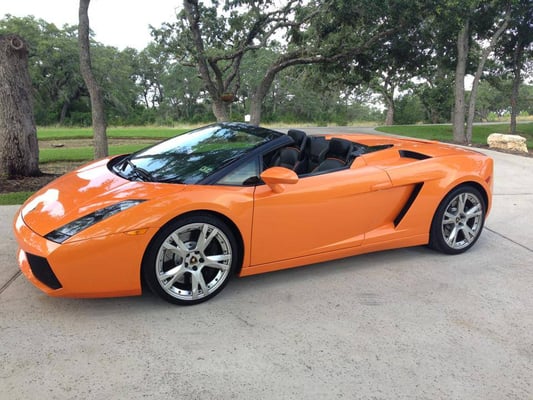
left=394, top=183, right=424, bottom=227
left=399, top=150, right=431, bottom=160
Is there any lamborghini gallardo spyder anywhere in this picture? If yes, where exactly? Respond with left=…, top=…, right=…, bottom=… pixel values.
left=13, top=123, right=493, bottom=305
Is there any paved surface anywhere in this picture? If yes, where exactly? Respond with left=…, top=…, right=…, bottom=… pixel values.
left=1, top=128, right=532, bottom=400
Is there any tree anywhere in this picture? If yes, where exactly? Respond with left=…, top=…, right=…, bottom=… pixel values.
left=465, top=6, right=510, bottom=142
left=363, top=32, right=430, bottom=125
left=78, top=0, right=108, bottom=158
left=416, top=78, right=455, bottom=123
left=473, top=80, right=510, bottom=119
left=493, top=0, right=533, bottom=133
left=133, top=43, right=211, bottom=123
left=155, top=0, right=429, bottom=125
left=154, top=0, right=319, bottom=123
left=246, top=0, right=426, bottom=125
left=0, top=34, right=40, bottom=178
left=1, top=15, right=148, bottom=126
left=0, top=16, right=86, bottom=125
left=93, top=46, right=144, bottom=125
left=444, top=0, right=511, bottom=143
left=394, top=93, right=426, bottom=125
left=452, top=15, right=470, bottom=143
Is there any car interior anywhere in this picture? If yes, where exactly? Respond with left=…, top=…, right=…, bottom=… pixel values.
left=217, top=130, right=378, bottom=186
left=268, top=129, right=364, bottom=176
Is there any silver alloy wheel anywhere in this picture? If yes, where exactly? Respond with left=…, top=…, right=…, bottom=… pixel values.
left=441, top=192, right=483, bottom=250
left=155, top=222, right=232, bottom=301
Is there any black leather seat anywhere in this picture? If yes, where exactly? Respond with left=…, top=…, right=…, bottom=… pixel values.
left=305, top=136, right=329, bottom=172
left=273, top=129, right=308, bottom=174
left=313, top=138, right=353, bottom=172
left=275, top=147, right=299, bottom=169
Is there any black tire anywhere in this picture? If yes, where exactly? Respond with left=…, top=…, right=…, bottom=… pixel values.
left=142, top=214, right=239, bottom=305
left=429, top=185, right=486, bottom=255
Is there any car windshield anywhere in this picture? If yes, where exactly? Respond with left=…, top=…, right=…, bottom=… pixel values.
left=113, top=123, right=279, bottom=184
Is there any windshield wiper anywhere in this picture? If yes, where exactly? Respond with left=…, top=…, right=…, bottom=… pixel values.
left=159, top=177, right=185, bottom=184
left=121, top=157, right=155, bottom=182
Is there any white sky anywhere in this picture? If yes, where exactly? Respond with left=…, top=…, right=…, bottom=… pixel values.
left=1, top=0, right=182, bottom=50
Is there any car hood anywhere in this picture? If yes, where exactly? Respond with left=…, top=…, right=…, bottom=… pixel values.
left=20, top=158, right=185, bottom=236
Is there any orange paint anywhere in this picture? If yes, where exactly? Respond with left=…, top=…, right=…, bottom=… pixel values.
left=13, top=133, right=493, bottom=299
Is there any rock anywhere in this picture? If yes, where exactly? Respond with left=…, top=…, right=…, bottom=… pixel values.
left=487, top=133, right=528, bottom=153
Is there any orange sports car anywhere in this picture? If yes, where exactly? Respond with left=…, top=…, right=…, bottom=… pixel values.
left=13, top=123, right=493, bottom=305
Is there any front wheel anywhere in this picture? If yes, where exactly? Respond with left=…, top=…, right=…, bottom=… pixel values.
left=429, top=186, right=486, bottom=254
left=142, top=214, right=239, bottom=305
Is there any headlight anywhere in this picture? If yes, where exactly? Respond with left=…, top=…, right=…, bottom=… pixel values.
left=45, top=200, right=145, bottom=243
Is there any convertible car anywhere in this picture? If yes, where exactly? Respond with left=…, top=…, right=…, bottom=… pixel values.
left=13, top=123, right=493, bottom=305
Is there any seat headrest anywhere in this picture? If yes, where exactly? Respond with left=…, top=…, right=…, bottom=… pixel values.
left=328, top=138, right=352, bottom=161
left=287, top=129, right=307, bottom=148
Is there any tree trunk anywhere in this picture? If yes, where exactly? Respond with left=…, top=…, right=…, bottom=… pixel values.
left=78, top=0, right=108, bottom=159
left=385, top=106, right=394, bottom=125
left=465, top=12, right=510, bottom=143
left=453, top=20, right=469, bottom=143
left=0, top=34, right=40, bottom=179
left=510, top=39, right=523, bottom=134
left=59, top=87, right=81, bottom=125
left=59, top=100, right=70, bottom=125
left=212, top=100, right=230, bottom=122
left=431, top=109, right=439, bottom=124
left=384, top=93, right=395, bottom=125
left=249, top=66, right=281, bottom=125
left=249, top=96, right=263, bottom=126
left=510, top=64, right=521, bottom=134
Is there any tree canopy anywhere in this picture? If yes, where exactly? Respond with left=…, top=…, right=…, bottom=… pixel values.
left=0, top=0, right=531, bottom=140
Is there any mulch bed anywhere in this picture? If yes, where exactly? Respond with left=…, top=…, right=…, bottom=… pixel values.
left=0, top=162, right=82, bottom=194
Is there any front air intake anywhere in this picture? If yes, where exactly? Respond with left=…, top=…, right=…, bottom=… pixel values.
left=26, top=253, right=62, bottom=290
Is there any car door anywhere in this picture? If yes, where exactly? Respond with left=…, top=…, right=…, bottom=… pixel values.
left=251, top=165, right=410, bottom=266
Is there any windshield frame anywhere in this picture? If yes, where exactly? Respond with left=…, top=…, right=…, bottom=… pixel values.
left=111, top=123, right=284, bottom=185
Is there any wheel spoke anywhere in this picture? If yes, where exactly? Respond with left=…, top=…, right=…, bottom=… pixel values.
left=205, top=254, right=231, bottom=271
left=160, top=265, right=186, bottom=289
left=457, top=193, right=467, bottom=214
left=446, top=225, right=458, bottom=246
left=443, top=211, right=456, bottom=224
left=462, top=225, right=476, bottom=243
left=163, top=233, right=189, bottom=257
left=465, top=204, right=482, bottom=218
left=191, top=271, right=209, bottom=299
left=196, top=224, right=219, bottom=252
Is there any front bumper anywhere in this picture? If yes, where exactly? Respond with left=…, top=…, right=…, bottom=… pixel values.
left=13, top=210, right=153, bottom=298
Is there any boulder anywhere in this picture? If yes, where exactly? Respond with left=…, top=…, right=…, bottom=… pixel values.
left=487, top=133, right=528, bottom=153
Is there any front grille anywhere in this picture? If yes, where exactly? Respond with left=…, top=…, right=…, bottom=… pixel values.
left=26, top=253, right=62, bottom=290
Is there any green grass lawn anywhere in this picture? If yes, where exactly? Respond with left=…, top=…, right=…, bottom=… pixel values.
left=0, top=192, right=34, bottom=205
left=376, top=123, right=533, bottom=149
left=39, top=144, right=153, bottom=163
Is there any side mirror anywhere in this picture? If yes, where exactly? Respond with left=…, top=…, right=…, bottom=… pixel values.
left=260, top=167, right=299, bottom=193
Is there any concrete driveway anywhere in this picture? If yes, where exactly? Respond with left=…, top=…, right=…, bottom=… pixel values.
left=1, top=129, right=532, bottom=400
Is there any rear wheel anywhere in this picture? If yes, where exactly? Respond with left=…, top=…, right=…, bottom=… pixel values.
left=429, top=186, right=486, bottom=254
left=143, top=214, right=238, bottom=305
